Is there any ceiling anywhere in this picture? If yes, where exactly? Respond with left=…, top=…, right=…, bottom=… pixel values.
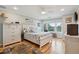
left=0, top=5, right=79, bottom=20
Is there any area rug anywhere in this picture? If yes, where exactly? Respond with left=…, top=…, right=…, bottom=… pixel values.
left=3, top=43, right=43, bottom=54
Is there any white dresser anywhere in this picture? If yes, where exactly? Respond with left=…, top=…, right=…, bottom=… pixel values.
left=3, top=23, right=22, bottom=46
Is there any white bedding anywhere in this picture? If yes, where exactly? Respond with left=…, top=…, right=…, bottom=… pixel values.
left=25, top=32, right=50, bottom=35
left=24, top=32, right=52, bottom=47
left=25, top=32, right=51, bottom=37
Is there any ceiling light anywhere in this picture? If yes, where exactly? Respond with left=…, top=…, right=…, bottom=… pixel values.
left=41, top=11, right=46, bottom=14
left=13, top=6, right=18, bottom=10
left=60, top=8, right=64, bottom=11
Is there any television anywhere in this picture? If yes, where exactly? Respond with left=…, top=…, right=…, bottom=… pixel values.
left=67, top=24, right=78, bottom=36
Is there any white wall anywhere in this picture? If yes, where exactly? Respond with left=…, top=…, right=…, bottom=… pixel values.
left=0, top=10, right=42, bottom=33
left=62, top=14, right=75, bottom=35
left=0, top=10, right=26, bottom=24
left=23, top=19, right=42, bottom=32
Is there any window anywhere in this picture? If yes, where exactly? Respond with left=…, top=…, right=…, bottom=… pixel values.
left=44, top=22, right=62, bottom=32
left=56, top=23, right=61, bottom=32
left=48, top=23, right=55, bottom=31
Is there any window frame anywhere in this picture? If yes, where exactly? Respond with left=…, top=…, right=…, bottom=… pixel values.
left=47, top=22, right=62, bottom=33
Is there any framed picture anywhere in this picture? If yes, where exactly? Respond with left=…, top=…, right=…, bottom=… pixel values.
left=66, top=16, right=72, bottom=23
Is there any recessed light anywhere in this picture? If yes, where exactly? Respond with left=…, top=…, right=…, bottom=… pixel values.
left=41, top=11, right=46, bottom=14
left=60, top=8, right=64, bottom=11
left=13, top=6, right=18, bottom=10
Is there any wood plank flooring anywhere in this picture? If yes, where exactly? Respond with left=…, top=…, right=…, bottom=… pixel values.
left=0, top=38, right=65, bottom=54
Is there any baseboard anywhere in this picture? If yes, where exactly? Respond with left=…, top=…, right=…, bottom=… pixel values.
left=4, top=41, right=21, bottom=47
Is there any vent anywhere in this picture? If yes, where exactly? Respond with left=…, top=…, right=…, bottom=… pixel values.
left=0, top=5, right=6, bottom=9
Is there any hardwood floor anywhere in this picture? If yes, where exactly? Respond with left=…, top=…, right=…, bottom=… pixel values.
left=51, top=38, right=65, bottom=54
left=0, top=38, right=65, bottom=54
left=22, top=40, right=52, bottom=54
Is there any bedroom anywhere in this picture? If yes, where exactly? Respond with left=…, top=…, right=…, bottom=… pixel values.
left=0, top=5, right=79, bottom=54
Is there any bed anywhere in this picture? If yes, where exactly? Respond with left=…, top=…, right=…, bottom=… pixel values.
left=24, top=32, right=52, bottom=47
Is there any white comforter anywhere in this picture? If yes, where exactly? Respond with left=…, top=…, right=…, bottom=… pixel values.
left=24, top=32, right=52, bottom=47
